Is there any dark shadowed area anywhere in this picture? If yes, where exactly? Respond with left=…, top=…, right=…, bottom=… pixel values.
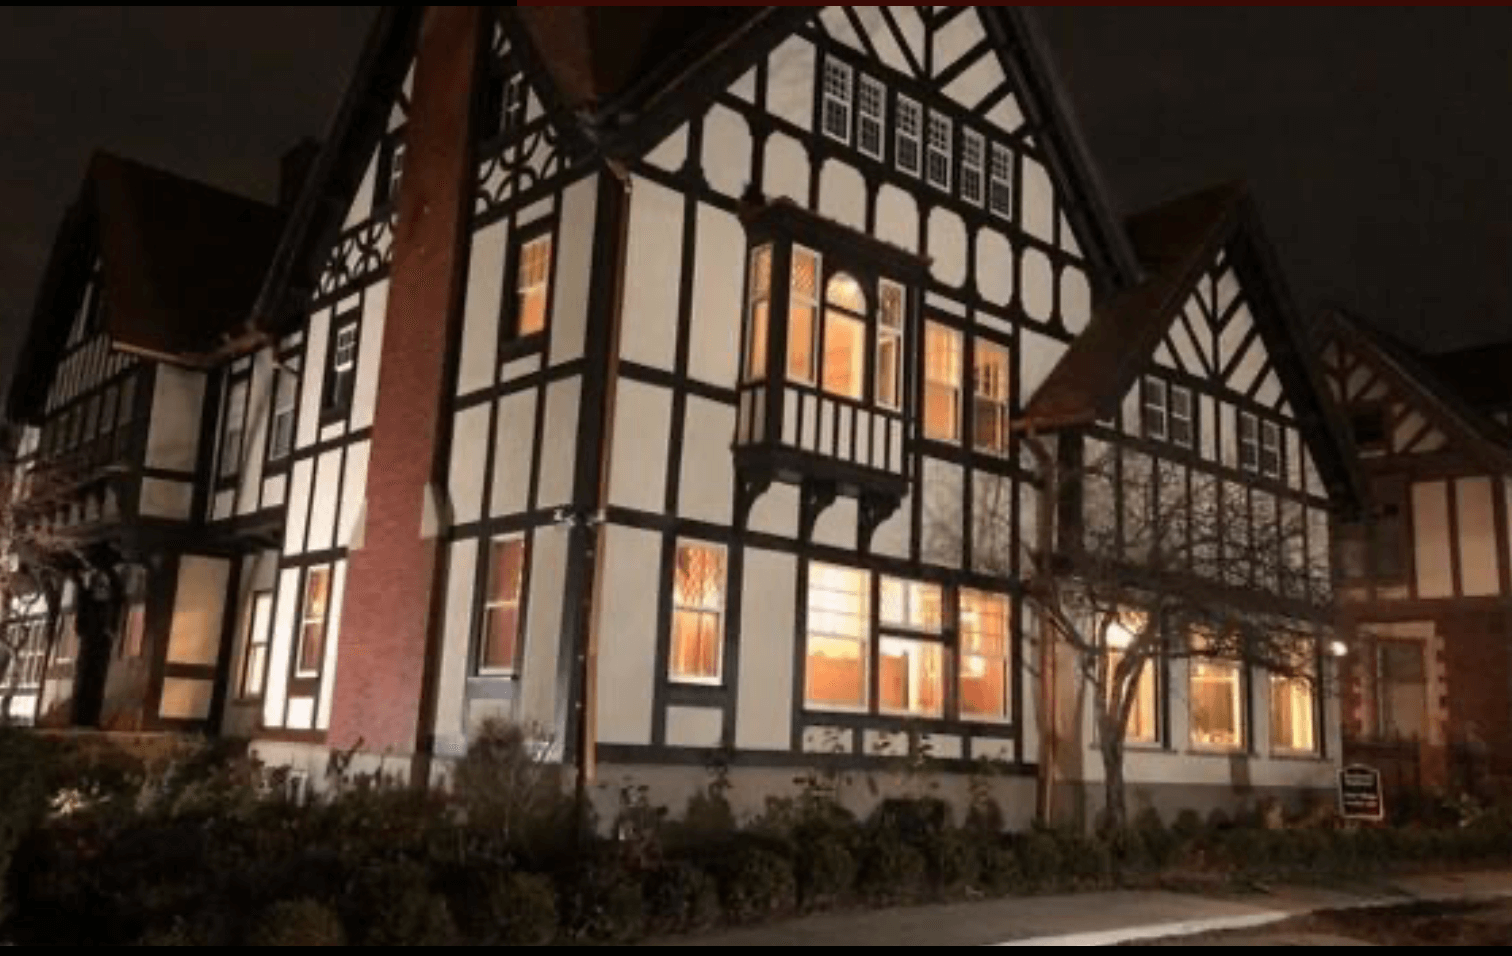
left=0, top=6, right=376, bottom=410
left=1, top=7, right=1507, bottom=412
left=1036, top=6, right=1512, bottom=354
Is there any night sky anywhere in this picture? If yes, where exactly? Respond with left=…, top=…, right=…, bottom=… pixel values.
left=1, top=7, right=1509, bottom=408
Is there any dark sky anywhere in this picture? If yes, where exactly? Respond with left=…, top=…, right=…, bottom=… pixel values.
left=1, top=8, right=1508, bottom=409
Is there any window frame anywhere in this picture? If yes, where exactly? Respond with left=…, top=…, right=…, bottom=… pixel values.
left=1268, top=658, right=1319, bottom=756
left=856, top=73, right=886, bottom=161
left=989, top=143, right=1013, bottom=219
left=477, top=535, right=527, bottom=677
left=373, top=131, right=406, bottom=214
left=972, top=338, right=1011, bottom=456
left=742, top=244, right=774, bottom=384
left=926, top=112, right=953, bottom=192
left=218, top=375, right=251, bottom=482
left=821, top=56, right=854, bottom=144
left=895, top=94, right=923, bottom=177
left=877, top=576, right=948, bottom=719
left=804, top=562, right=873, bottom=714
left=959, top=588, right=1011, bottom=723
left=668, top=540, right=727, bottom=686
left=961, top=128, right=985, bottom=206
left=1188, top=635, right=1247, bottom=752
left=267, top=354, right=302, bottom=463
left=238, top=591, right=274, bottom=700
left=923, top=320, right=963, bottom=444
left=322, top=314, right=360, bottom=420
left=501, top=222, right=555, bottom=348
left=295, top=566, right=333, bottom=679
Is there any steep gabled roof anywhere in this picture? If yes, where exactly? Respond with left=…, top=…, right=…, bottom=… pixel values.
left=250, top=7, right=421, bottom=333
left=7, top=152, right=284, bottom=422
left=1319, top=307, right=1512, bottom=473
left=507, top=6, right=1142, bottom=291
left=1022, top=183, right=1363, bottom=508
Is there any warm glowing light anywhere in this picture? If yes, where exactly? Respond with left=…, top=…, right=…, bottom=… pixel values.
left=1329, top=640, right=1349, bottom=658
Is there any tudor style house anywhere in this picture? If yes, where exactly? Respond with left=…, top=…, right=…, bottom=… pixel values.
left=1317, top=310, right=1512, bottom=798
left=1, top=7, right=1360, bottom=823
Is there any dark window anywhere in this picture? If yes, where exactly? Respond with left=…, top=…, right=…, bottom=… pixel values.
left=1376, top=640, right=1426, bottom=740
left=323, top=316, right=359, bottom=417
left=268, top=359, right=300, bottom=461
left=1351, top=408, right=1387, bottom=451
left=373, top=134, right=405, bottom=213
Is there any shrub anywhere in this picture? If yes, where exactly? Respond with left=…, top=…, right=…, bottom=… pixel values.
left=856, top=832, right=927, bottom=905
left=1205, top=808, right=1233, bottom=832
left=717, top=844, right=797, bottom=924
left=451, top=719, right=579, bottom=862
left=1171, top=809, right=1204, bottom=841
left=645, top=861, right=720, bottom=935
left=1057, top=832, right=1112, bottom=888
left=246, top=899, right=346, bottom=947
left=976, top=840, right=1022, bottom=896
left=342, top=861, right=458, bottom=946
left=794, top=835, right=856, bottom=911
left=1014, top=830, right=1064, bottom=890
left=558, top=858, right=645, bottom=944
left=1132, top=808, right=1178, bottom=869
left=926, top=827, right=980, bottom=897
left=454, top=869, right=559, bottom=946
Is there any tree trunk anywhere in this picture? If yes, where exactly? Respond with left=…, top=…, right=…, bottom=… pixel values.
left=1100, top=731, right=1127, bottom=832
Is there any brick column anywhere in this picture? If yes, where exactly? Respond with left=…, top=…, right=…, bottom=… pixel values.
left=327, top=6, right=479, bottom=756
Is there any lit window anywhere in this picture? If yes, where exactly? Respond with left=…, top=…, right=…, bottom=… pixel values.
left=220, top=379, right=248, bottom=479
left=821, top=57, right=853, bottom=143
left=788, top=246, right=821, bottom=384
left=743, top=245, right=773, bottom=383
left=822, top=273, right=866, bottom=400
left=924, top=321, right=962, bottom=442
left=876, top=280, right=905, bottom=410
left=514, top=234, right=552, bottom=338
left=960, top=589, right=1009, bottom=721
left=296, top=567, right=331, bottom=677
left=1190, top=631, right=1244, bottom=750
left=896, top=95, right=922, bottom=176
left=878, top=577, right=945, bottom=718
left=926, top=113, right=952, bottom=191
left=269, top=360, right=300, bottom=461
left=239, top=592, right=273, bottom=699
left=989, top=144, right=1013, bottom=219
left=973, top=340, right=1010, bottom=455
left=670, top=542, right=725, bottom=683
left=961, top=129, right=985, bottom=206
left=805, top=563, right=870, bottom=711
left=1106, top=611, right=1158, bottom=744
left=325, top=319, right=359, bottom=415
left=1270, top=653, right=1316, bottom=754
left=479, top=537, right=525, bottom=674
left=857, top=74, right=885, bottom=160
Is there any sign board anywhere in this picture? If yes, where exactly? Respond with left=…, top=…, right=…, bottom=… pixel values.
left=1338, top=764, right=1384, bottom=822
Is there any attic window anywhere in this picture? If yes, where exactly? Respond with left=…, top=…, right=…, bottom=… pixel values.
left=895, top=96, right=922, bottom=177
left=926, top=113, right=952, bottom=191
left=857, top=74, right=885, bottom=161
left=821, top=57, right=853, bottom=144
left=1142, top=377, right=1194, bottom=449
left=1351, top=408, right=1387, bottom=453
left=989, top=144, right=1013, bottom=219
left=502, top=74, right=526, bottom=138
left=961, top=130, right=985, bottom=206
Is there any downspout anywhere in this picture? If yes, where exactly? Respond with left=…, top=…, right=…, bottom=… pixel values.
left=1020, top=429, right=1059, bottom=827
left=574, top=161, right=634, bottom=819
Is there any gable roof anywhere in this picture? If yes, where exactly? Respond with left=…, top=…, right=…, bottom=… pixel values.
left=1318, top=307, right=1512, bottom=473
left=249, top=6, right=421, bottom=334
left=1021, top=182, right=1363, bottom=509
left=7, top=152, right=284, bottom=423
left=507, top=6, right=1142, bottom=291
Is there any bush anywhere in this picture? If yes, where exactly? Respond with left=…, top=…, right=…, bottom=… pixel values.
left=558, top=858, right=645, bottom=943
left=341, top=862, right=457, bottom=946
left=1057, top=833, right=1112, bottom=888
left=926, top=827, right=980, bottom=897
left=717, top=844, right=797, bottom=924
left=1171, top=809, right=1204, bottom=841
left=794, top=835, right=856, bottom=911
left=976, top=840, right=1022, bottom=896
left=455, top=869, right=559, bottom=946
left=856, top=832, right=927, bottom=905
left=1014, top=830, right=1064, bottom=890
left=246, top=899, right=346, bottom=947
left=645, top=861, right=720, bottom=935
left=451, top=719, right=579, bottom=863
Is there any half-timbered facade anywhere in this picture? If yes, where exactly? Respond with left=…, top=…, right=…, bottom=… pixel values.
left=1317, top=309, right=1512, bottom=796
left=3, top=7, right=1362, bottom=822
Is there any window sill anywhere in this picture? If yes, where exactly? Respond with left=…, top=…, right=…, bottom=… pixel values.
left=668, top=675, right=724, bottom=688
left=498, top=331, right=548, bottom=363
left=1268, top=749, right=1325, bottom=763
left=473, top=669, right=518, bottom=680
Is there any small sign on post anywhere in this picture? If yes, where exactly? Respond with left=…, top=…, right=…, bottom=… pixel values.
left=1338, top=764, right=1385, bottom=822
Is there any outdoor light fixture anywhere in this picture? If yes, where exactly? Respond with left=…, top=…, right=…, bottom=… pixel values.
left=1329, top=640, right=1349, bottom=658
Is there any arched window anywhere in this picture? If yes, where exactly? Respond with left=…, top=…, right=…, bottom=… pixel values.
left=822, top=272, right=867, bottom=399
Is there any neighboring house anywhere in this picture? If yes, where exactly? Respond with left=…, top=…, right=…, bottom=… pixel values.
left=1, top=7, right=1360, bottom=821
left=1317, top=309, right=1512, bottom=797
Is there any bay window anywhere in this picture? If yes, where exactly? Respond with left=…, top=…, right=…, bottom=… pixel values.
left=876, top=281, right=904, bottom=410
left=669, top=542, right=725, bottom=683
left=743, top=245, right=772, bottom=382
left=788, top=246, right=820, bottom=384
left=822, top=273, right=867, bottom=399
left=924, top=322, right=962, bottom=442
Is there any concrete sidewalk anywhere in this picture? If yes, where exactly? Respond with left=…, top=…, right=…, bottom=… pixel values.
left=649, top=871, right=1512, bottom=947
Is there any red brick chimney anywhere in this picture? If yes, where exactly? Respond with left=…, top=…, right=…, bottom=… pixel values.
left=326, top=6, right=480, bottom=759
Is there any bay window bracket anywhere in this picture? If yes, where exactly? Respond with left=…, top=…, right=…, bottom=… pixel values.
left=857, top=489, right=903, bottom=553
left=799, top=477, right=839, bottom=542
left=734, top=469, right=773, bottom=530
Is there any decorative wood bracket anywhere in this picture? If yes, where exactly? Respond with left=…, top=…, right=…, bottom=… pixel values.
left=734, top=469, right=772, bottom=530
left=858, top=489, right=903, bottom=553
left=799, top=478, right=840, bottom=542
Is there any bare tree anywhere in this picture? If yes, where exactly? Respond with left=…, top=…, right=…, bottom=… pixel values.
left=0, top=427, right=92, bottom=723
left=966, top=436, right=1337, bottom=830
